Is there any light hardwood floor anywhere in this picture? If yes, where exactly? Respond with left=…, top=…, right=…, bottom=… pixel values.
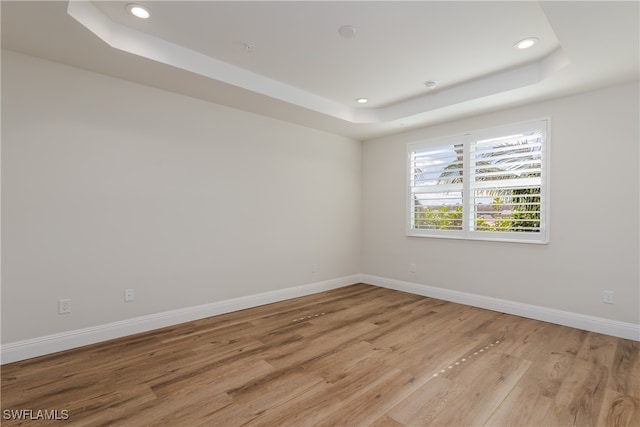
left=2, top=284, right=639, bottom=426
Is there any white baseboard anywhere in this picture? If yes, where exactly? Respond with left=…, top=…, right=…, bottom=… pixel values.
left=0, top=275, right=360, bottom=364
left=3, top=274, right=638, bottom=364
left=361, top=274, right=640, bottom=342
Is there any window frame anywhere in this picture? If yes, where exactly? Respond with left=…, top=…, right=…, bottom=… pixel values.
left=406, top=119, right=550, bottom=244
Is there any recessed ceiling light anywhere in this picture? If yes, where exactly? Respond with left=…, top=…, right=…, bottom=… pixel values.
left=339, top=25, right=357, bottom=38
left=356, top=98, right=368, bottom=104
left=127, top=3, right=151, bottom=19
left=514, top=37, right=538, bottom=49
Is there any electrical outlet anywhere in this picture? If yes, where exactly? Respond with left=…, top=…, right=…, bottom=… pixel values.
left=409, top=264, right=416, bottom=273
left=58, top=299, right=72, bottom=314
left=125, top=289, right=135, bottom=302
left=311, top=264, right=318, bottom=273
left=602, top=290, right=615, bottom=304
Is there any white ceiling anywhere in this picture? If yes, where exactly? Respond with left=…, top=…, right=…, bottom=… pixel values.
left=2, top=1, right=638, bottom=140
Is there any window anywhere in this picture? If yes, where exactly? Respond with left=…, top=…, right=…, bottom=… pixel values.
left=407, top=119, right=548, bottom=243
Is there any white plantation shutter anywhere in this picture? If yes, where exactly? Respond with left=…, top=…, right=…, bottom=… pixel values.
left=409, top=142, right=465, bottom=234
left=407, top=120, right=548, bottom=243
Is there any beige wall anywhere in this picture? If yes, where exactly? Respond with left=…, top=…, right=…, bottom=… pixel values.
left=1, top=51, right=362, bottom=343
left=362, top=82, right=640, bottom=324
left=2, top=49, right=639, bottom=348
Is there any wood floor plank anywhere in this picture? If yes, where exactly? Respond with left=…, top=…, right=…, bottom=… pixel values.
left=484, top=384, right=557, bottom=427
left=598, top=389, right=640, bottom=427
left=199, top=369, right=326, bottom=426
left=389, top=350, right=531, bottom=426
left=149, top=355, right=275, bottom=398
left=319, top=368, right=416, bottom=426
left=553, top=357, right=610, bottom=425
left=520, top=352, right=574, bottom=400
left=248, top=362, right=401, bottom=426
left=2, top=284, right=638, bottom=426
left=387, top=373, right=469, bottom=426
left=609, top=339, right=640, bottom=397
left=370, top=415, right=406, bottom=427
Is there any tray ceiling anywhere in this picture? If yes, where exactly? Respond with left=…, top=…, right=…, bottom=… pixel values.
left=2, top=1, right=638, bottom=139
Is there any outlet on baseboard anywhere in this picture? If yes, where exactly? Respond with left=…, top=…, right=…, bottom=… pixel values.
left=602, top=290, right=614, bottom=304
left=58, top=299, right=72, bottom=314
